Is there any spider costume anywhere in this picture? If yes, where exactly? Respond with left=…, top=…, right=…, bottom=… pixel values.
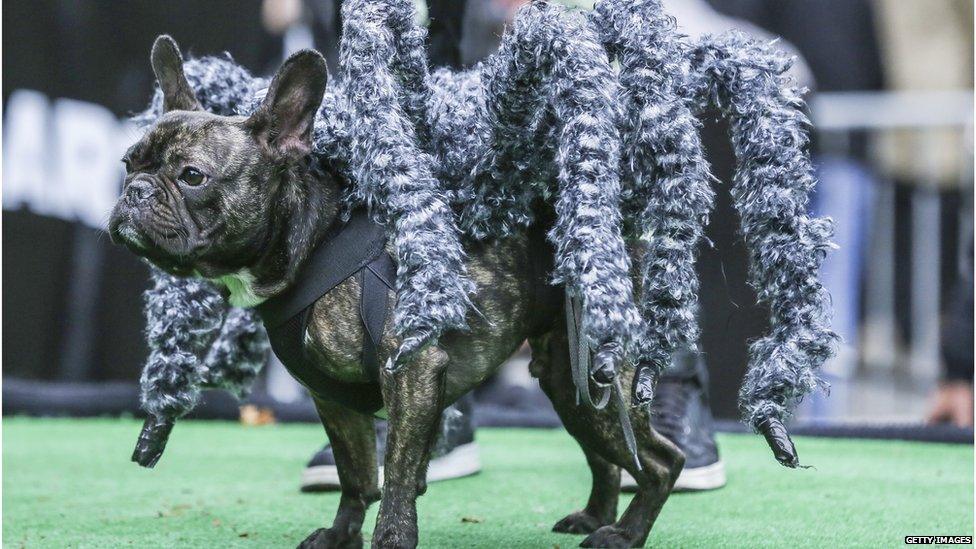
left=132, top=0, right=836, bottom=468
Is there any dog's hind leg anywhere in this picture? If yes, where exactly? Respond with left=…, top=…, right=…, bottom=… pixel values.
left=553, top=442, right=621, bottom=535
left=299, top=398, right=380, bottom=549
left=372, top=345, right=449, bottom=549
left=535, top=330, right=684, bottom=548
left=530, top=335, right=620, bottom=535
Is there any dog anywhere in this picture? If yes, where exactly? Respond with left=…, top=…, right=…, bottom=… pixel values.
left=110, top=36, right=683, bottom=549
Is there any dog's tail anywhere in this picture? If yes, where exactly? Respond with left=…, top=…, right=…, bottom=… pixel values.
left=685, top=33, right=838, bottom=450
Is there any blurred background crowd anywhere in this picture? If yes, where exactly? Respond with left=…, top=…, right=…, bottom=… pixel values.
left=3, top=0, right=973, bottom=434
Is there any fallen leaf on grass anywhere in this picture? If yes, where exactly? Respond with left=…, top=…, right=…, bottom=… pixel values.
left=239, top=405, right=276, bottom=426
left=155, top=503, right=192, bottom=518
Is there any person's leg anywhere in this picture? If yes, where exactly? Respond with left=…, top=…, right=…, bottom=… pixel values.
left=622, top=348, right=726, bottom=492
left=426, top=392, right=481, bottom=482
left=301, top=393, right=480, bottom=492
left=427, top=0, right=467, bottom=70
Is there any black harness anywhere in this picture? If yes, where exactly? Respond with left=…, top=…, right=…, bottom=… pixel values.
left=255, top=210, right=394, bottom=415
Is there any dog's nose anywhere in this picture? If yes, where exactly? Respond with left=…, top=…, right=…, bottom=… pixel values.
left=126, top=179, right=158, bottom=203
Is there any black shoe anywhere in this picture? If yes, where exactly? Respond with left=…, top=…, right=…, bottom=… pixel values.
left=623, top=352, right=726, bottom=492
left=301, top=400, right=481, bottom=492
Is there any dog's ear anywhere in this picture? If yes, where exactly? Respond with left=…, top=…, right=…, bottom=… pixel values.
left=151, top=35, right=202, bottom=113
left=245, top=50, right=328, bottom=161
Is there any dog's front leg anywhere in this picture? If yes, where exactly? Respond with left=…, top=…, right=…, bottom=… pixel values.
left=372, top=345, right=449, bottom=549
left=299, top=398, right=380, bottom=549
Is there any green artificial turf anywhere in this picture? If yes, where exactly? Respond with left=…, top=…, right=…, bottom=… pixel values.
left=3, top=418, right=972, bottom=548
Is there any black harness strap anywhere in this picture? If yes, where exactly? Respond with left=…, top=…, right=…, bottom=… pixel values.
left=257, top=210, right=388, bottom=328
left=255, top=210, right=394, bottom=415
left=360, top=252, right=396, bottom=378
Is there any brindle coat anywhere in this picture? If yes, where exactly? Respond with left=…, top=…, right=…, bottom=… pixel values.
left=110, top=37, right=683, bottom=549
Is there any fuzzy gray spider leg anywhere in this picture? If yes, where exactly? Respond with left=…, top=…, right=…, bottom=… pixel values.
left=339, top=0, right=475, bottom=366
left=590, top=0, right=716, bottom=406
left=139, top=268, right=226, bottom=419
left=684, top=33, right=838, bottom=464
left=545, top=9, right=645, bottom=370
left=468, top=3, right=645, bottom=377
left=384, top=2, right=434, bottom=149
left=132, top=62, right=272, bottom=466
left=199, top=307, right=270, bottom=397
left=133, top=268, right=227, bottom=467
left=456, top=6, right=556, bottom=240
left=135, top=270, right=268, bottom=468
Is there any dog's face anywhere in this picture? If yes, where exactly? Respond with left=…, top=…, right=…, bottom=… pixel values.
left=110, top=36, right=329, bottom=286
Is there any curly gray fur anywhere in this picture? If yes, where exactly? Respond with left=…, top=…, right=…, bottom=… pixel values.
left=544, top=7, right=644, bottom=358
left=590, top=0, right=715, bottom=400
left=417, top=3, right=646, bottom=360
left=141, top=268, right=268, bottom=421
left=339, top=0, right=475, bottom=361
left=199, top=307, right=268, bottom=397
left=682, top=33, right=837, bottom=428
left=141, top=267, right=267, bottom=419
left=140, top=268, right=220, bottom=418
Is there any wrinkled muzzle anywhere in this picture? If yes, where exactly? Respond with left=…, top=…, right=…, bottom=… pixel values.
left=109, top=177, right=196, bottom=276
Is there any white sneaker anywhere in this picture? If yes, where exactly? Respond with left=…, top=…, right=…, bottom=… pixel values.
left=301, top=439, right=481, bottom=492
left=620, top=459, right=726, bottom=492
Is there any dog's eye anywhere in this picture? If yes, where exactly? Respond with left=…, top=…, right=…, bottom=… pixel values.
left=178, top=167, right=206, bottom=186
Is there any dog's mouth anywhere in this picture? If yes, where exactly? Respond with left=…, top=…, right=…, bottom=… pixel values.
left=109, top=209, right=198, bottom=277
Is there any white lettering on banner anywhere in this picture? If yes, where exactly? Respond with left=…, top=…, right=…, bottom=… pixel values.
left=2, top=89, right=141, bottom=231
left=3, top=90, right=49, bottom=213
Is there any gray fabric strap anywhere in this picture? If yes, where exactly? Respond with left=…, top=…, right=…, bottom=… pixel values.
left=360, top=251, right=396, bottom=383
left=565, top=291, right=610, bottom=409
left=613, top=377, right=642, bottom=471
left=566, top=290, right=641, bottom=471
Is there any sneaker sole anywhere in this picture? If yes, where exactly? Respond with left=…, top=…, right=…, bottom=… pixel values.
left=301, top=442, right=481, bottom=492
left=620, top=460, right=726, bottom=492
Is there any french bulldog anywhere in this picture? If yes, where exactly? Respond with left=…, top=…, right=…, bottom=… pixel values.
left=109, top=36, right=683, bottom=549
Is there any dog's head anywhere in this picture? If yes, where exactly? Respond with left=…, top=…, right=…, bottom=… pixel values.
left=110, top=36, right=334, bottom=305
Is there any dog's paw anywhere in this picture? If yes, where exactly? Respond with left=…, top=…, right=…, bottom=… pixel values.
left=580, top=525, right=641, bottom=548
left=552, top=511, right=612, bottom=535
left=297, top=527, right=363, bottom=549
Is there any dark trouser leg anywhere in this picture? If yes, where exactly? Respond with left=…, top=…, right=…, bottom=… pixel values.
left=427, top=0, right=468, bottom=70
left=299, top=398, right=380, bottom=549
left=652, top=346, right=723, bottom=485
left=661, top=348, right=704, bottom=383
left=372, top=346, right=449, bottom=548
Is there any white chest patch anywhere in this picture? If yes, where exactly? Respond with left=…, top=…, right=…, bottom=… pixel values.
left=212, top=270, right=265, bottom=308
